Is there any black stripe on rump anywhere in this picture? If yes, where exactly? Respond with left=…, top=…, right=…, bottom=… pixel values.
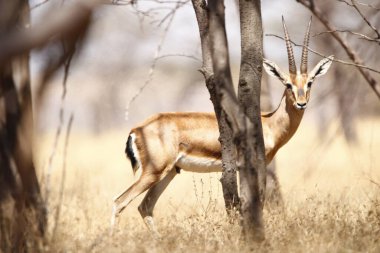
left=126, top=134, right=138, bottom=171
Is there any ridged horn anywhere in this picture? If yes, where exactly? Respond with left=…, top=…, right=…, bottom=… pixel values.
left=301, top=17, right=312, bottom=74
left=282, top=16, right=297, bottom=75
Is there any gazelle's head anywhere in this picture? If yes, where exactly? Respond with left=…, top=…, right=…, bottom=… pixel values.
left=263, top=17, right=334, bottom=110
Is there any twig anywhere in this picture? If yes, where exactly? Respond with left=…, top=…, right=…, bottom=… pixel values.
left=155, top=0, right=189, bottom=27
left=51, top=113, right=74, bottom=242
left=31, top=0, right=51, bottom=10
left=125, top=1, right=181, bottom=121
left=43, top=41, right=75, bottom=211
left=337, top=0, right=380, bottom=10
left=266, top=34, right=380, bottom=75
left=350, top=0, right=380, bottom=38
left=313, top=30, right=380, bottom=44
left=156, top=53, right=201, bottom=62
left=192, top=175, right=203, bottom=210
left=108, top=0, right=135, bottom=5
left=368, top=178, right=380, bottom=189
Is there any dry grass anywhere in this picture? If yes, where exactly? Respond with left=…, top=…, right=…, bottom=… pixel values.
left=35, top=118, right=380, bottom=252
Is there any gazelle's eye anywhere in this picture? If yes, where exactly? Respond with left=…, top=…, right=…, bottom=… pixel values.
left=307, top=82, right=312, bottom=88
left=286, top=83, right=292, bottom=89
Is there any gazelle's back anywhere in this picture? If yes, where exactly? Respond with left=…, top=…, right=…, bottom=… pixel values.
left=131, top=112, right=221, bottom=164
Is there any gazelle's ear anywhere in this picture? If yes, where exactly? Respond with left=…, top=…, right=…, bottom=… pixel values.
left=263, top=58, right=288, bottom=84
left=309, top=55, right=334, bottom=81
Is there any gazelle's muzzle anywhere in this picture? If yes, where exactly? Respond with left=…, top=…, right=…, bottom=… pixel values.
left=295, top=90, right=307, bottom=110
left=296, top=102, right=307, bottom=110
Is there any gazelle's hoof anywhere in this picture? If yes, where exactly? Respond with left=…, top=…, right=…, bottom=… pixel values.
left=143, top=216, right=161, bottom=239
left=110, top=206, right=119, bottom=236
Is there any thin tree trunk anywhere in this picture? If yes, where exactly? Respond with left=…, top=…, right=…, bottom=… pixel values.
left=236, top=0, right=266, bottom=240
left=193, top=0, right=266, bottom=239
left=191, top=0, right=240, bottom=212
left=0, top=1, right=46, bottom=252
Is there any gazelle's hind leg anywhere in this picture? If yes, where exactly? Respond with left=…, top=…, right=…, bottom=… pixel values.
left=138, top=168, right=177, bottom=234
left=110, top=171, right=160, bottom=233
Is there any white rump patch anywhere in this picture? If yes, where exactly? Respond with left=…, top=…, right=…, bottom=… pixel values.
left=176, top=155, right=222, bottom=173
left=130, top=133, right=142, bottom=177
left=262, top=126, right=274, bottom=153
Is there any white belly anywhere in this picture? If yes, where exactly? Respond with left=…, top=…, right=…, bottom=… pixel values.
left=176, top=155, right=222, bottom=173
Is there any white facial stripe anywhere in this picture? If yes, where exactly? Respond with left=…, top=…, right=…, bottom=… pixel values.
left=291, top=85, right=298, bottom=99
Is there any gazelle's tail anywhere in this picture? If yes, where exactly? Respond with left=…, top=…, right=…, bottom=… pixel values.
left=125, top=132, right=139, bottom=174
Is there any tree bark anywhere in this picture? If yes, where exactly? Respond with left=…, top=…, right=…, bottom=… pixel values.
left=192, top=0, right=267, bottom=239
left=236, top=0, right=266, bottom=239
left=191, top=0, right=240, bottom=212
left=0, top=1, right=46, bottom=252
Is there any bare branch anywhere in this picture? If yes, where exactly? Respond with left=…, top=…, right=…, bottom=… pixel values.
left=337, top=0, right=380, bottom=11
left=44, top=41, right=75, bottom=213
left=51, top=113, right=74, bottom=242
left=125, top=1, right=181, bottom=120
left=314, top=30, right=380, bottom=44
left=350, top=0, right=380, bottom=38
left=30, top=0, right=51, bottom=10
left=296, top=0, right=380, bottom=99
left=266, top=34, right=380, bottom=75
left=156, top=53, right=202, bottom=62
left=109, top=0, right=134, bottom=5
left=156, top=0, right=189, bottom=27
left=368, top=178, right=380, bottom=189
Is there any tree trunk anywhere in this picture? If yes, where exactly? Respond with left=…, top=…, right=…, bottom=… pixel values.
left=236, top=0, right=266, bottom=240
left=192, top=0, right=269, bottom=240
left=192, top=0, right=267, bottom=239
left=0, top=1, right=46, bottom=252
left=191, top=0, right=240, bottom=212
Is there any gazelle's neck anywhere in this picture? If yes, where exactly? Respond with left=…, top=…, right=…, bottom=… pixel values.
left=262, top=89, right=304, bottom=163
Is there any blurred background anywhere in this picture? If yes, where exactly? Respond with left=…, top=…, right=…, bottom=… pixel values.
left=27, top=0, right=380, bottom=192
left=29, top=0, right=380, bottom=203
left=19, top=0, right=379, bottom=250
left=30, top=0, right=379, bottom=136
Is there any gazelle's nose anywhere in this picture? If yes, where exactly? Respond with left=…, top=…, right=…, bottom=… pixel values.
left=296, top=102, right=307, bottom=110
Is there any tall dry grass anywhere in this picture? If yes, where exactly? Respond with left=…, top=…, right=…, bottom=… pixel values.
left=35, top=118, right=380, bottom=252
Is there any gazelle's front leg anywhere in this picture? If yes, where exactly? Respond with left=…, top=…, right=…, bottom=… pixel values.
left=138, top=168, right=177, bottom=235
